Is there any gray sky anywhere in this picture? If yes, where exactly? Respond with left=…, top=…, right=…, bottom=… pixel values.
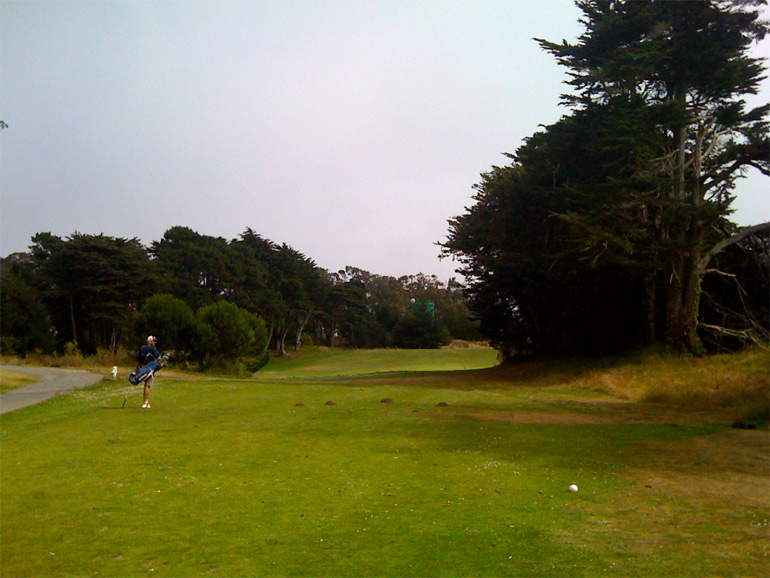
left=1, top=1, right=768, bottom=281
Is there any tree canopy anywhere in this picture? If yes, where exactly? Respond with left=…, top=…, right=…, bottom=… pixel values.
left=29, top=232, right=154, bottom=354
left=1, top=227, right=479, bottom=361
left=444, top=0, right=769, bottom=357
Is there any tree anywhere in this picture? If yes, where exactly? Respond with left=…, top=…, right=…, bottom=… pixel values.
left=228, top=229, right=284, bottom=354
left=445, top=1, right=769, bottom=357
left=323, top=268, right=481, bottom=348
left=324, top=267, right=402, bottom=348
left=537, top=0, right=769, bottom=351
left=698, top=233, right=770, bottom=350
left=272, top=244, right=325, bottom=355
left=133, top=294, right=197, bottom=360
left=443, top=106, right=654, bottom=356
left=392, top=302, right=451, bottom=349
left=228, top=230, right=327, bottom=356
left=193, top=301, right=268, bottom=364
left=321, top=272, right=375, bottom=347
left=31, top=232, right=153, bottom=353
left=0, top=254, right=54, bottom=354
left=400, top=274, right=482, bottom=342
left=150, top=227, right=232, bottom=310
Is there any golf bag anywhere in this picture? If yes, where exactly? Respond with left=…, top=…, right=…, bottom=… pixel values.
left=128, top=355, right=168, bottom=386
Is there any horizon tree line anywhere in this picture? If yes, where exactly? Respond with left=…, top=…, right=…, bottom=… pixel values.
left=3, top=1, right=769, bottom=363
left=0, top=226, right=480, bottom=364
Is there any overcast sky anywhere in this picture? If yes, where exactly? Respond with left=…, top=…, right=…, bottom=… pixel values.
left=1, top=1, right=768, bottom=280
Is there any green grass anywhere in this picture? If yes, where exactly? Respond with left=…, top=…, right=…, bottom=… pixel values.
left=258, top=346, right=499, bottom=378
left=1, top=347, right=768, bottom=577
left=0, top=368, right=39, bottom=393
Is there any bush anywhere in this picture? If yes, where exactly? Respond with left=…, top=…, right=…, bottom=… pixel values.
left=300, top=332, right=314, bottom=347
left=134, top=294, right=196, bottom=357
left=63, top=341, right=81, bottom=358
left=193, top=301, right=268, bottom=363
left=95, top=347, right=126, bottom=366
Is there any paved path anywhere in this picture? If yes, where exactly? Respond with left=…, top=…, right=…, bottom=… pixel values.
left=0, top=366, right=104, bottom=414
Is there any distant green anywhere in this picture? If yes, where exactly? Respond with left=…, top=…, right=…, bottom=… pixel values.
left=258, top=346, right=498, bottom=378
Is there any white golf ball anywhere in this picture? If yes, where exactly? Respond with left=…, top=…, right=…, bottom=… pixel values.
left=568, top=484, right=579, bottom=492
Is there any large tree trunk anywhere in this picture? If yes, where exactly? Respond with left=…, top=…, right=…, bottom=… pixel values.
left=275, top=325, right=289, bottom=357
left=663, top=112, right=708, bottom=352
left=262, top=324, right=274, bottom=357
left=294, top=312, right=309, bottom=352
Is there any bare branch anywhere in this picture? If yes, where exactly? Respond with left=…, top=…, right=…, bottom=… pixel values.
left=698, top=323, right=763, bottom=343
left=702, top=268, right=737, bottom=279
left=703, top=156, right=770, bottom=190
left=697, top=222, right=770, bottom=276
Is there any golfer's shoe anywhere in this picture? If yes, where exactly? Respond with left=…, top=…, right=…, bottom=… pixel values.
left=142, top=402, right=151, bottom=409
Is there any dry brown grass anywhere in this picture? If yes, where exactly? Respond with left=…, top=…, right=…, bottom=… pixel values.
left=370, top=347, right=769, bottom=426
left=586, top=348, right=767, bottom=399
left=589, top=349, right=769, bottom=425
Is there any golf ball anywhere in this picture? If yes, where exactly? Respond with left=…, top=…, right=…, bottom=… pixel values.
left=568, top=484, right=579, bottom=492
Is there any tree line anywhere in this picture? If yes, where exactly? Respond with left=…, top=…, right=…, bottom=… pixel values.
left=442, top=0, right=769, bottom=358
left=4, top=2, right=768, bottom=364
left=0, top=226, right=479, bottom=365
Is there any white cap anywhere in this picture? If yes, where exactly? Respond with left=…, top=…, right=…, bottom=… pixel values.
left=147, top=335, right=156, bottom=342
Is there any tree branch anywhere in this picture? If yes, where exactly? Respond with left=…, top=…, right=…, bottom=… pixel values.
left=703, top=154, right=770, bottom=190
left=697, top=222, right=770, bottom=276
left=702, top=268, right=737, bottom=278
left=698, top=322, right=762, bottom=342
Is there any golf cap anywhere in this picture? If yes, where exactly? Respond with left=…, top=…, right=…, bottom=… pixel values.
left=147, top=335, right=157, bottom=342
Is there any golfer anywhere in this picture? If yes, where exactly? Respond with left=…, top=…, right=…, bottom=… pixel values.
left=136, top=335, right=160, bottom=409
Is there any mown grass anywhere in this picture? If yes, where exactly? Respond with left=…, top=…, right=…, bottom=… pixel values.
left=257, top=346, right=499, bottom=378
left=0, top=368, right=39, bottom=394
left=1, top=347, right=767, bottom=577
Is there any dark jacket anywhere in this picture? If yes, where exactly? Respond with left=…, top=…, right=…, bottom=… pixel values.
left=137, top=344, right=160, bottom=366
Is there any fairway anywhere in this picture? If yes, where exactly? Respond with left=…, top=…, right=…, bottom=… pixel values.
left=257, top=346, right=499, bottom=378
left=1, top=348, right=767, bottom=577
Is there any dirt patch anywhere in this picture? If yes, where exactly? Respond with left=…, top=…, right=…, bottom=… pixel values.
left=442, top=340, right=493, bottom=349
left=467, top=409, right=617, bottom=424
left=463, top=402, right=729, bottom=425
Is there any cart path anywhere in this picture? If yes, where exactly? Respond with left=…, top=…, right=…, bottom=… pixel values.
left=0, top=366, right=103, bottom=414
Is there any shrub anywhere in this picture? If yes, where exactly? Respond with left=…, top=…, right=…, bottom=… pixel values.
left=300, top=332, right=314, bottom=347
left=193, top=301, right=268, bottom=364
left=133, top=294, right=196, bottom=357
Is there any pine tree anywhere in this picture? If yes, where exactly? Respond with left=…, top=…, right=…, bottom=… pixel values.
left=537, top=0, right=769, bottom=351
